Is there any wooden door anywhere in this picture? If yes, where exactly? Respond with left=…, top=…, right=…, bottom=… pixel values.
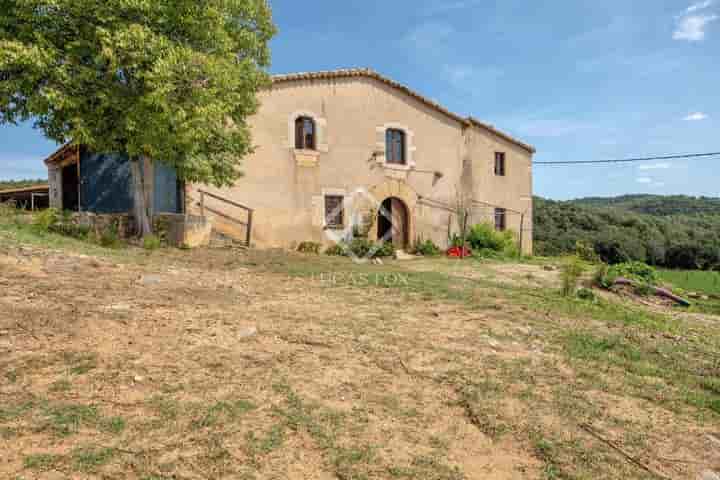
left=390, top=198, right=407, bottom=249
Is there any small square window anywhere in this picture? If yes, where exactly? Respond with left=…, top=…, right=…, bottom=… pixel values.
left=494, top=152, right=506, bottom=176
left=494, top=208, right=507, bottom=231
left=325, top=195, right=344, bottom=229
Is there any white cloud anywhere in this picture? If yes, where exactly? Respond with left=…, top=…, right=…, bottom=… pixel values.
left=673, top=14, right=718, bottom=41
left=684, top=112, right=709, bottom=121
left=687, top=0, right=713, bottom=13
left=636, top=177, right=666, bottom=188
left=638, top=162, right=672, bottom=170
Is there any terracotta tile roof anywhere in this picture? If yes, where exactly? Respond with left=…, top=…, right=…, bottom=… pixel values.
left=271, top=68, right=535, bottom=154
left=43, top=142, right=77, bottom=165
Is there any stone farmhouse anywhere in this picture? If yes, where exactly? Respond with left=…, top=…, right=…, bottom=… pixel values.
left=44, top=68, right=535, bottom=253
left=188, top=68, right=535, bottom=253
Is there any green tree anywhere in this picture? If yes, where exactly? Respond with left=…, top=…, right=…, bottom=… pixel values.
left=0, top=0, right=275, bottom=235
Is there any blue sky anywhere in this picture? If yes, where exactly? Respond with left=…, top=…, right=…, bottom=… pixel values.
left=1, top=0, right=719, bottom=200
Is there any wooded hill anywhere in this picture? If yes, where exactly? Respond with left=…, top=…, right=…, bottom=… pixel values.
left=533, top=194, right=720, bottom=270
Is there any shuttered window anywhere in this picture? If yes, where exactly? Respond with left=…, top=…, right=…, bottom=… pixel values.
left=325, top=195, right=344, bottom=229
left=295, top=116, right=316, bottom=150
left=494, top=152, right=506, bottom=176
left=494, top=208, right=507, bottom=231
left=386, top=129, right=406, bottom=164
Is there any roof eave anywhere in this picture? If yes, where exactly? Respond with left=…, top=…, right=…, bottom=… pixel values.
left=270, top=68, right=535, bottom=155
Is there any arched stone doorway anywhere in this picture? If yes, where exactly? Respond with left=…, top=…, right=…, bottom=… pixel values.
left=377, top=197, right=409, bottom=249
left=365, top=179, right=418, bottom=250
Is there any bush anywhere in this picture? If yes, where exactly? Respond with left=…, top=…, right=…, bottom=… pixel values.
left=607, top=261, right=659, bottom=285
left=577, top=287, right=596, bottom=301
left=49, top=223, right=91, bottom=239
left=297, top=241, right=321, bottom=255
left=324, top=244, right=345, bottom=256
left=575, top=240, right=600, bottom=263
left=593, top=263, right=612, bottom=289
left=466, top=223, right=519, bottom=258
left=560, top=256, right=586, bottom=297
left=142, top=234, right=162, bottom=251
left=323, top=239, right=395, bottom=259
left=34, top=208, right=60, bottom=231
left=0, top=201, right=17, bottom=218
left=413, top=239, right=441, bottom=256
left=594, top=261, right=659, bottom=290
left=97, top=224, right=123, bottom=249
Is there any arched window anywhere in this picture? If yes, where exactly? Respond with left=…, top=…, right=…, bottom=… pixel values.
left=386, top=129, right=406, bottom=164
left=295, top=116, right=316, bottom=150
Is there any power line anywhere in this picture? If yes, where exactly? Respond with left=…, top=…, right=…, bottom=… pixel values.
left=533, top=151, right=720, bottom=166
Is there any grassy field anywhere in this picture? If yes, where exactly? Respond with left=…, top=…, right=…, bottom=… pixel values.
left=659, top=268, right=720, bottom=295
left=2, top=210, right=720, bottom=479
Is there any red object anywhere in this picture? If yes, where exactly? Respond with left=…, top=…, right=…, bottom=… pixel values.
left=447, top=246, right=472, bottom=258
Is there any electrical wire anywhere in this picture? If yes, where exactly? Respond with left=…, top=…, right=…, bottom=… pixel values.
left=533, top=151, right=720, bottom=165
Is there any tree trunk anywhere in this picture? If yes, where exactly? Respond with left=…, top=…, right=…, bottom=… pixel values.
left=130, top=156, right=153, bottom=237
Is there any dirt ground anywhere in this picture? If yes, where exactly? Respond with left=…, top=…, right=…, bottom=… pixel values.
left=1, top=242, right=719, bottom=479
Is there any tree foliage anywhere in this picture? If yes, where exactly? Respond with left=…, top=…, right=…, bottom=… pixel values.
left=534, top=195, right=720, bottom=270
left=0, top=0, right=276, bottom=187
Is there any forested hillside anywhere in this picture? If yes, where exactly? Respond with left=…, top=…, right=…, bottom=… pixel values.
left=534, top=195, right=720, bottom=269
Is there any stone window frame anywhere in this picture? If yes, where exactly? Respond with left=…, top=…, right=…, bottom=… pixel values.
left=321, top=188, right=349, bottom=230
left=375, top=123, right=416, bottom=171
left=286, top=110, right=328, bottom=153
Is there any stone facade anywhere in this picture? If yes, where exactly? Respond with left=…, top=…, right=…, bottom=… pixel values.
left=188, top=69, right=534, bottom=254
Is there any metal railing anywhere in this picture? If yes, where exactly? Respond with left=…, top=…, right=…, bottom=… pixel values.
left=197, top=189, right=254, bottom=246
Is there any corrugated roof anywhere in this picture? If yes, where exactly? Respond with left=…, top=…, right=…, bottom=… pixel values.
left=0, top=184, right=49, bottom=195
left=271, top=68, right=535, bottom=154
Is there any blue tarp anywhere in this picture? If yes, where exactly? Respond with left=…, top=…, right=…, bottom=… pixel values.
left=79, top=151, right=181, bottom=214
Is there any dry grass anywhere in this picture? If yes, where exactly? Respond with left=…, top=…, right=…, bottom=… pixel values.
left=1, top=230, right=720, bottom=479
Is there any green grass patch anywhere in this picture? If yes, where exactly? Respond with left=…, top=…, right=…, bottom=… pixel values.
left=71, top=446, right=116, bottom=472
left=24, top=453, right=64, bottom=471
left=192, top=399, right=256, bottom=429
left=658, top=269, right=720, bottom=295
left=42, top=404, right=100, bottom=436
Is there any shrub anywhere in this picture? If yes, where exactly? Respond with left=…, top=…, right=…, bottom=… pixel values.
left=575, top=240, right=600, bottom=263
left=324, top=244, right=345, bottom=256
left=297, top=241, right=321, bottom=255
left=0, top=201, right=18, bottom=219
left=607, top=261, right=659, bottom=285
left=323, top=240, right=395, bottom=259
left=413, top=239, right=441, bottom=256
left=560, top=256, right=586, bottom=297
left=577, top=287, right=596, bottom=301
left=467, top=223, right=504, bottom=251
left=34, top=208, right=60, bottom=231
left=97, top=224, right=123, bottom=249
left=466, top=223, right=519, bottom=257
left=593, top=263, right=612, bottom=288
left=49, top=223, right=91, bottom=239
left=142, top=234, right=162, bottom=251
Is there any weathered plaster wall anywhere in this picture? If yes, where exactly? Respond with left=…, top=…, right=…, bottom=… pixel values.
left=188, top=76, right=534, bottom=254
